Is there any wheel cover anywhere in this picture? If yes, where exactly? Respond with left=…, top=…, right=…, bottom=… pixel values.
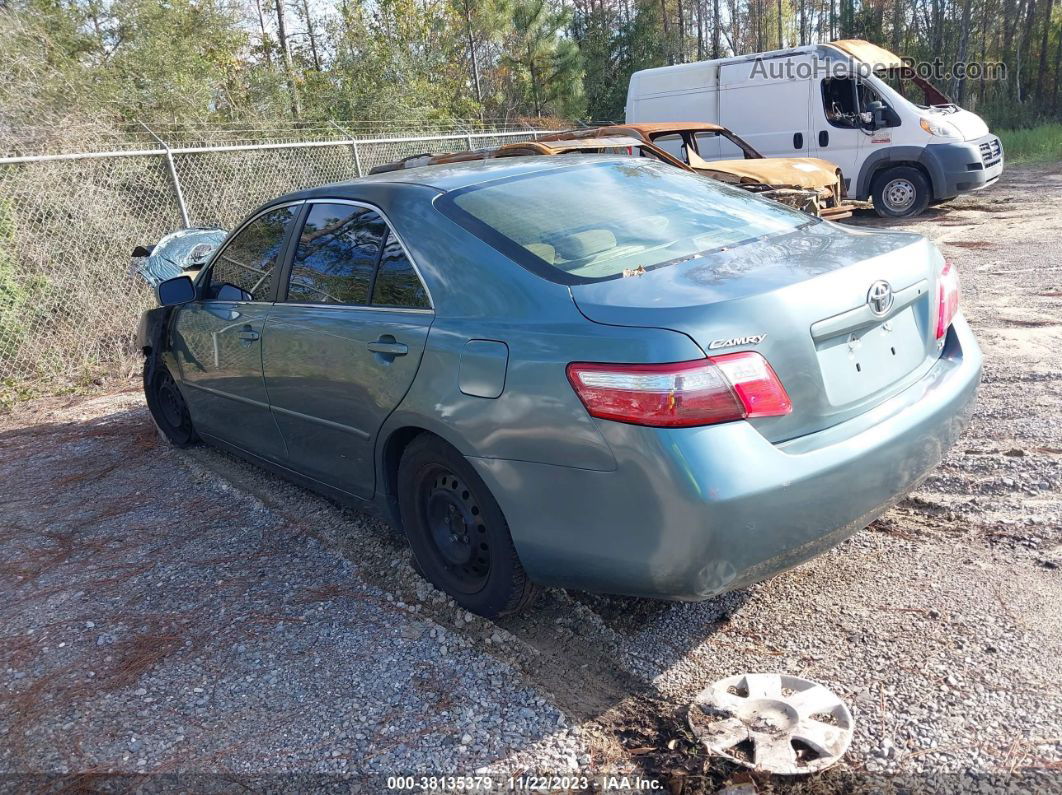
left=688, top=673, right=853, bottom=775
left=882, top=177, right=916, bottom=212
left=421, top=469, right=490, bottom=592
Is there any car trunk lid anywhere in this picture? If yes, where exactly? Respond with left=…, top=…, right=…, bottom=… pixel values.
left=569, top=221, right=945, bottom=442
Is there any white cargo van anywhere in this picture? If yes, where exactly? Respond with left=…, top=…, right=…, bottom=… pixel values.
left=626, top=39, right=1003, bottom=217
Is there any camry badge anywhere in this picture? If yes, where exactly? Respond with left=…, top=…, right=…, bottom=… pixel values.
left=867, top=280, right=894, bottom=316
left=708, top=333, right=767, bottom=350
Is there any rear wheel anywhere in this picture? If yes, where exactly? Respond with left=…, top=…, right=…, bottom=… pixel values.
left=871, top=166, right=931, bottom=218
left=397, top=435, right=538, bottom=617
left=143, top=360, right=198, bottom=447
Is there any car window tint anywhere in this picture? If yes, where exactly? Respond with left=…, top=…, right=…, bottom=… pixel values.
left=209, top=206, right=296, bottom=300
left=287, top=203, right=388, bottom=305
left=371, top=233, right=430, bottom=309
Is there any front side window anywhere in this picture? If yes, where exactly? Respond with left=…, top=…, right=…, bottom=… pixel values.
left=439, top=160, right=809, bottom=283
left=371, top=235, right=430, bottom=308
left=288, top=203, right=388, bottom=305
left=821, top=77, right=859, bottom=127
left=209, top=205, right=297, bottom=300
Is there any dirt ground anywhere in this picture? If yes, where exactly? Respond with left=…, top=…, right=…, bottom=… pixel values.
left=1, top=164, right=1060, bottom=792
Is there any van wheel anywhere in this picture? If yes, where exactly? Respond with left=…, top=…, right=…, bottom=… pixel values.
left=871, top=166, right=931, bottom=218
left=397, top=435, right=539, bottom=617
left=143, top=360, right=198, bottom=448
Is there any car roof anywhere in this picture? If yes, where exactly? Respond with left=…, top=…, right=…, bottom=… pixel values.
left=542, top=123, right=726, bottom=141
left=274, top=154, right=642, bottom=200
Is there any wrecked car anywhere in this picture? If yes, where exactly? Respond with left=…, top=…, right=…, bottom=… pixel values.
left=370, top=135, right=691, bottom=172
left=139, top=156, right=981, bottom=617
left=373, top=128, right=850, bottom=219
left=540, top=123, right=853, bottom=219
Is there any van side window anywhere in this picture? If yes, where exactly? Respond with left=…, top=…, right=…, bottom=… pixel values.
left=821, top=77, right=859, bottom=128
left=287, top=203, right=388, bottom=305
left=208, top=206, right=298, bottom=301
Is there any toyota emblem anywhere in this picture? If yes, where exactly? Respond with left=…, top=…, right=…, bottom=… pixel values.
left=867, top=280, right=894, bottom=316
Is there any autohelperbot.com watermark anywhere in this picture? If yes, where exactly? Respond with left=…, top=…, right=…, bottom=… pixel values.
left=748, top=54, right=1007, bottom=82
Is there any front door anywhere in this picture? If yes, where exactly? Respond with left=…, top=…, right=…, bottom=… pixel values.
left=171, top=203, right=300, bottom=461
left=813, top=76, right=869, bottom=195
left=262, top=201, right=434, bottom=499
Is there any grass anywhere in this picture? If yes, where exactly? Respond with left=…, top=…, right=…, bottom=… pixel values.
left=997, top=123, right=1062, bottom=164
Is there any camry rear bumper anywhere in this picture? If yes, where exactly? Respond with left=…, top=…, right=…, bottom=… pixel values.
left=468, top=316, right=982, bottom=600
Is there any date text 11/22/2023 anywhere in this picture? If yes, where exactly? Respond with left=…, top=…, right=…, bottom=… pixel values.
left=385, top=775, right=664, bottom=791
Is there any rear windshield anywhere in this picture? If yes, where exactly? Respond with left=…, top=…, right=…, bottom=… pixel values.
left=437, top=159, right=811, bottom=283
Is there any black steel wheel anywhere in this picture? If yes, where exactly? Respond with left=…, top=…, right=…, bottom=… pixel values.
left=423, top=468, right=491, bottom=592
left=143, top=360, right=198, bottom=448
left=398, top=434, right=538, bottom=617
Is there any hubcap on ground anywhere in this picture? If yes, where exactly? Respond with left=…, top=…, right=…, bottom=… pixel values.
left=423, top=470, right=490, bottom=589
left=688, top=673, right=854, bottom=775
left=883, top=178, right=916, bottom=212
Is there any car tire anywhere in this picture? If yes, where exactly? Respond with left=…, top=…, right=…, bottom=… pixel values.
left=871, top=166, right=931, bottom=218
left=397, top=434, right=539, bottom=617
left=143, top=360, right=199, bottom=448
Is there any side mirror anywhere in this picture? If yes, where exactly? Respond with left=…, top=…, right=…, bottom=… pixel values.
left=867, top=100, right=887, bottom=130
left=216, top=282, right=253, bottom=302
left=157, top=275, right=196, bottom=306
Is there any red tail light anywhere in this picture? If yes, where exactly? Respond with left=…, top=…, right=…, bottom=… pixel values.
left=935, top=259, right=960, bottom=339
left=566, top=352, right=792, bottom=428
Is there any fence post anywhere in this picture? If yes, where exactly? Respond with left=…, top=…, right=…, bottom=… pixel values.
left=330, top=121, right=363, bottom=177
left=140, top=122, right=190, bottom=228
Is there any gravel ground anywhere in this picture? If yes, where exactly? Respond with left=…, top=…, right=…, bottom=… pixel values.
left=1, top=164, right=1060, bottom=792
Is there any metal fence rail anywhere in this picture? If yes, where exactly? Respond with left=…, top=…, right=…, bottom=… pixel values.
left=0, top=127, right=551, bottom=387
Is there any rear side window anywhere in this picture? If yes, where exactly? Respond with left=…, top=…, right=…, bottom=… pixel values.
left=209, top=205, right=297, bottom=300
left=288, top=203, right=388, bottom=305
left=371, top=235, right=430, bottom=308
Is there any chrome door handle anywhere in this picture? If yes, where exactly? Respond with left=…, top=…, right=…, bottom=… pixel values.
left=367, top=339, right=408, bottom=356
left=238, top=329, right=260, bottom=342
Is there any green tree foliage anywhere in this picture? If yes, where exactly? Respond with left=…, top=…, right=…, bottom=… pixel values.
left=0, top=0, right=1059, bottom=135
left=503, top=0, right=585, bottom=117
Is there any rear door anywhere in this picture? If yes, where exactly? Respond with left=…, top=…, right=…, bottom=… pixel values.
left=172, top=203, right=300, bottom=461
left=262, top=201, right=433, bottom=499
left=719, top=55, right=812, bottom=157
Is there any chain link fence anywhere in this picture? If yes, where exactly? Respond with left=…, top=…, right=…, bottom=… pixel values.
left=0, top=127, right=552, bottom=391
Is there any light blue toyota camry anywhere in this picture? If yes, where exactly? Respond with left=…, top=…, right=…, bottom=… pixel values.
left=139, top=155, right=981, bottom=617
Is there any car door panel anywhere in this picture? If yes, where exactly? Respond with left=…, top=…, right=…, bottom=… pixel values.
left=173, top=302, right=284, bottom=458
left=170, top=203, right=300, bottom=461
left=260, top=201, right=435, bottom=499
left=262, top=307, right=431, bottom=497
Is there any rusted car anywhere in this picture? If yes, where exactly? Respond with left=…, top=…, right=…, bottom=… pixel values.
left=370, top=136, right=675, bottom=171
left=540, top=123, right=852, bottom=218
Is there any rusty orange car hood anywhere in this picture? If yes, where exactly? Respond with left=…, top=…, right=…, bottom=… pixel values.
left=695, top=157, right=840, bottom=188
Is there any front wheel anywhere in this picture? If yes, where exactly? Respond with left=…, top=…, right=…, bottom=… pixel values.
left=143, top=360, right=198, bottom=447
left=397, top=435, right=538, bottom=617
left=871, top=166, right=931, bottom=218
